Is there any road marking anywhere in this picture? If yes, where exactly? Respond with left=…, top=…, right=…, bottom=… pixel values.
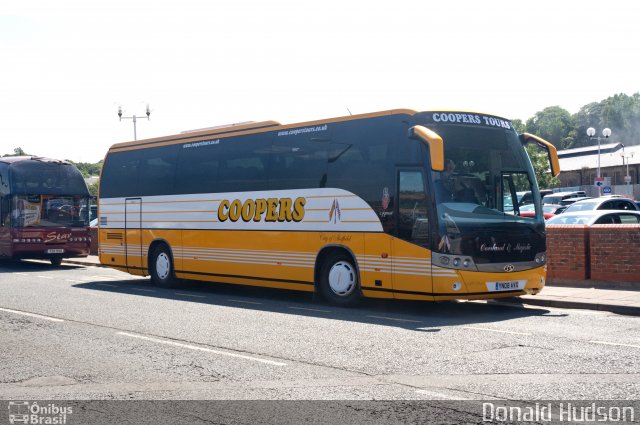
left=36, top=275, right=54, bottom=279
left=67, top=279, right=86, bottom=283
left=228, top=299, right=262, bottom=305
left=288, top=306, right=332, bottom=313
left=462, top=326, right=531, bottom=336
left=415, top=389, right=470, bottom=400
left=590, top=340, right=640, bottom=349
left=175, top=293, right=207, bottom=299
left=367, top=315, right=422, bottom=324
left=96, top=283, right=118, bottom=288
left=0, top=307, right=64, bottom=323
left=117, top=332, right=286, bottom=366
left=132, top=287, right=155, bottom=292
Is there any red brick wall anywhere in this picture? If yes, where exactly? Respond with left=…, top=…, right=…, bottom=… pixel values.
left=546, top=225, right=589, bottom=280
left=589, top=225, right=640, bottom=282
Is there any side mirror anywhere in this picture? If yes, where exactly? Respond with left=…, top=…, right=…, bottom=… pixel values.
left=408, top=125, right=444, bottom=171
left=519, top=133, right=561, bottom=177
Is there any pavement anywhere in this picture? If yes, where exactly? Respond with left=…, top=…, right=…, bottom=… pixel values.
left=62, top=256, right=640, bottom=316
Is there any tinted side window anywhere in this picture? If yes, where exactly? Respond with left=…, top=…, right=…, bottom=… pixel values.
left=0, top=164, right=9, bottom=196
left=326, top=118, right=402, bottom=205
left=398, top=170, right=430, bottom=247
left=617, top=200, right=636, bottom=210
left=219, top=134, right=270, bottom=192
left=619, top=214, right=640, bottom=223
left=176, top=133, right=271, bottom=194
left=100, top=151, right=141, bottom=198
left=176, top=140, right=222, bottom=195
left=270, top=135, right=327, bottom=190
left=138, top=145, right=179, bottom=196
left=0, top=196, right=9, bottom=226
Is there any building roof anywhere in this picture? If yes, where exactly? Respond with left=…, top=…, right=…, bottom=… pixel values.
left=557, top=143, right=640, bottom=172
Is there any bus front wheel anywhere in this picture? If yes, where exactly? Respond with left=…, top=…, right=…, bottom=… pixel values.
left=150, top=244, right=178, bottom=288
left=50, top=256, right=63, bottom=266
left=318, top=253, right=361, bottom=306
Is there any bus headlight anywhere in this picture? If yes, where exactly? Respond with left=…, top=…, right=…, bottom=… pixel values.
left=433, top=253, right=477, bottom=271
left=534, top=252, right=547, bottom=265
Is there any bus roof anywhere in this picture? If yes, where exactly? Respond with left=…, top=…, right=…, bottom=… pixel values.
left=107, top=109, right=419, bottom=153
left=107, top=108, right=514, bottom=154
left=0, top=156, right=72, bottom=166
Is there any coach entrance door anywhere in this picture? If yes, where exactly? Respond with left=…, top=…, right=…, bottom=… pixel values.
left=124, top=198, right=143, bottom=274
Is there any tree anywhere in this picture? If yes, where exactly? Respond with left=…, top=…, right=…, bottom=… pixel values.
left=525, top=106, right=575, bottom=149
left=2, top=147, right=31, bottom=157
left=525, top=145, right=560, bottom=189
left=67, top=160, right=103, bottom=178
left=572, top=93, right=640, bottom=148
left=87, top=182, right=99, bottom=196
left=511, top=119, right=526, bottom=134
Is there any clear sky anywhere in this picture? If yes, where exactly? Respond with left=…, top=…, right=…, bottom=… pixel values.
left=1, top=0, right=638, bottom=163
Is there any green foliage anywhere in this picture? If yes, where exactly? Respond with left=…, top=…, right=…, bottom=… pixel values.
left=525, top=106, right=575, bottom=149
left=524, top=93, right=640, bottom=150
left=87, top=182, right=100, bottom=196
left=511, top=119, right=526, bottom=134
left=525, top=145, right=560, bottom=189
left=571, top=93, right=640, bottom=148
left=67, top=160, right=103, bottom=178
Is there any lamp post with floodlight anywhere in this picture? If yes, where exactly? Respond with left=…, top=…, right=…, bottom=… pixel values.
left=118, top=105, right=151, bottom=141
left=587, top=126, right=611, bottom=196
left=619, top=145, right=634, bottom=185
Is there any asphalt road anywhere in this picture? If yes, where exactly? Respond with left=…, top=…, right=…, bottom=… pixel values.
left=1, top=259, right=639, bottom=407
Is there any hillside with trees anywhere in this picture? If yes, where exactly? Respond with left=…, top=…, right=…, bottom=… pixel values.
left=520, top=92, right=640, bottom=150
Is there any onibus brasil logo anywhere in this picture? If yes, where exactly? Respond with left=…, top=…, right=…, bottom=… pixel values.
left=8, top=401, right=73, bottom=424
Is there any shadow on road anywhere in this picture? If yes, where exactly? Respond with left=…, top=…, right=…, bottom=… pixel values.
left=69, top=275, right=559, bottom=331
left=0, top=259, right=84, bottom=273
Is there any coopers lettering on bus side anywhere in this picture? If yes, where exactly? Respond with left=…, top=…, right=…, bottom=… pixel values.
left=218, top=197, right=306, bottom=223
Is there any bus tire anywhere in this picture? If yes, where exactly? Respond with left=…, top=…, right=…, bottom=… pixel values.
left=50, top=256, right=63, bottom=266
left=318, top=252, right=360, bottom=306
left=149, top=244, right=178, bottom=288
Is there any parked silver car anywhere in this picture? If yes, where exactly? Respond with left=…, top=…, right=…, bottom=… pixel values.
left=546, top=210, right=640, bottom=225
left=562, top=196, right=639, bottom=213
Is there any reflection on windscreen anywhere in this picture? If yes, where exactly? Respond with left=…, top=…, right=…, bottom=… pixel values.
left=13, top=195, right=90, bottom=228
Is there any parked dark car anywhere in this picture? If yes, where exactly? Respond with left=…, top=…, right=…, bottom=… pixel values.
left=517, top=189, right=553, bottom=206
left=542, top=191, right=587, bottom=206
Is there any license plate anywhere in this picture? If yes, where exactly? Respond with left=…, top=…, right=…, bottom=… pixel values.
left=486, top=280, right=526, bottom=292
left=46, top=249, right=65, bottom=254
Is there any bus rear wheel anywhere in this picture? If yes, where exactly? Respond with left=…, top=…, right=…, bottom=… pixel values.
left=318, top=253, right=360, bottom=306
left=150, top=244, right=178, bottom=288
left=50, top=256, right=63, bottom=266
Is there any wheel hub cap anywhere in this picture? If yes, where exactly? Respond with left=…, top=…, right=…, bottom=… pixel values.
left=328, top=261, right=355, bottom=296
left=156, top=253, right=170, bottom=279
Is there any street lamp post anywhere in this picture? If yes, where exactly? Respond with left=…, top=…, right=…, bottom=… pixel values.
left=118, top=105, right=151, bottom=141
left=619, top=145, right=634, bottom=185
left=587, top=127, right=612, bottom=196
